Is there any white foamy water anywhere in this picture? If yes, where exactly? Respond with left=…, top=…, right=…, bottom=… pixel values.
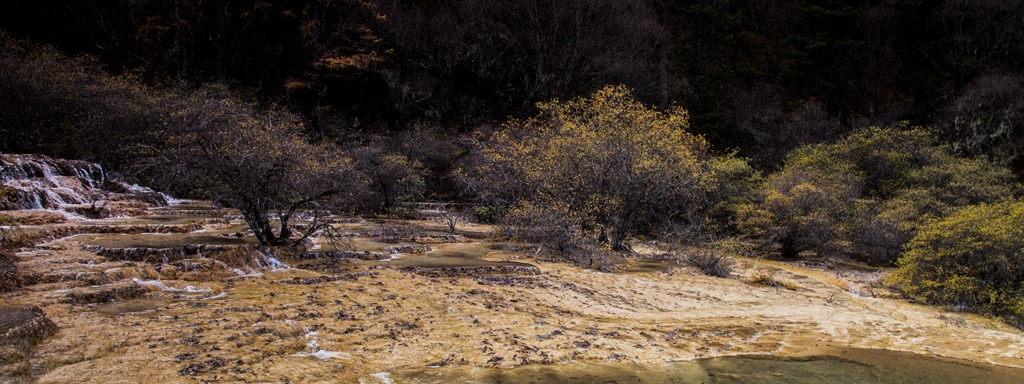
left=200, top=292, right=228, bottom=300
left=131, top=278, right=212, bottom=293
left=231, top=268, right=262, bottom=278
left=253, top=250, right=290, bottom=271
left=360, top=372, right=395, bottom=384
left=1, top=154, right=184, bottom=214
left=292, top=331, right=350, bottom=360
left=2, top=155, right=106, bottom=210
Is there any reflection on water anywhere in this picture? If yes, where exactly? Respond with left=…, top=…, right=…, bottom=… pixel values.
left=386, top=349, right=1024, bottom=384
left=391, top=362, right=706, bottom=384
left=72, top=232, right=257, bottom=248
left=697, top=348, right=1024, bottom=384
left=93, top=214, right=217, bottom=225
left=388, top=242, right=534, bottom=269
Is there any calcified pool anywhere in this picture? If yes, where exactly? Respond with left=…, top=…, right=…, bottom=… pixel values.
left=380, top=348, right=1024, bottom=384
left=4, top=198, right=1024, bottom=383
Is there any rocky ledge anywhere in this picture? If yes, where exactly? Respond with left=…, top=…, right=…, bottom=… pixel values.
left=0, top=250, right=20, bottom=292
left=391, top=264, right=539, bottom=277
left=0, top=305, right=58, bottom=371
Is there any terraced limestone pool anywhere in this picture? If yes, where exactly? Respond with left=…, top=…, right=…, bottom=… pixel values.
left=382, top=348, right=1024, bottom=383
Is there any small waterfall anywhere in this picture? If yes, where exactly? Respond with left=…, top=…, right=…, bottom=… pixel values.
left=131, top=278, right=212, bottom=293
left=243, top=249, right=290, bottom=272
left=360, top=373, right=395, bottom=384
left=292, top=329, right=349, bottom=360
left=260, top=253, right=290, bottom=271
left=1, top=154, right=173, bottom=212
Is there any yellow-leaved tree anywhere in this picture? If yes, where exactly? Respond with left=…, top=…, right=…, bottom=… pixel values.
left=460, top=85, right=713, bottom=262
left=889, top=200, right=1024, bottom=327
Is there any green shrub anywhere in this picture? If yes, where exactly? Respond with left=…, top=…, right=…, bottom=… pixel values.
left=735, top=145, right=863, bottom=258
left=705, top=154, right=762, bottom=234
left=470, top=205, right=504, bottom=224
left=889, top=200, right=1024, bottom=326
left=737, top=126, right=1018, bottom=264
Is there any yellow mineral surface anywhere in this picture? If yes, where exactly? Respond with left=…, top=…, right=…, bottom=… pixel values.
left=2, top=212, right=1024, bottom=383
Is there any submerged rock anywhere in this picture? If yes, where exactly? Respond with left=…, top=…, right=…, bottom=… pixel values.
left=391, top=264, right=539, bottom=278
left=281, top=271, right=380, bottom=285
left=383, top=245, right=431, bottom=255
left=301, top=250, right=391, bottom=261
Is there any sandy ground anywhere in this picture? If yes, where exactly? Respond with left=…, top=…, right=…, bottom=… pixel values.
left=2, top=218, right=1024, bottom=383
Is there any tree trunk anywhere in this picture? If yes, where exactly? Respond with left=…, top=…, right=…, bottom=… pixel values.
left=779, top=237, right=801, bottom=259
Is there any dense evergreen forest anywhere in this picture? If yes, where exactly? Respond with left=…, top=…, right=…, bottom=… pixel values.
left=4, top=0, right=1024, bottom=172
left=3, top=0, right=1024, bottom=324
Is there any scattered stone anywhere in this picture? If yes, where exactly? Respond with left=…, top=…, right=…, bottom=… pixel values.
left=280, top=271, right=379, bottom=285
left=178, top=357, right=226, bottom=376
left=475, top=275, right=550, bottom=288
left=299, top=250, right=390, bottom=261
left=382, top=245, right=431, bottom=255
left=391, top=265, right=539, bottom=278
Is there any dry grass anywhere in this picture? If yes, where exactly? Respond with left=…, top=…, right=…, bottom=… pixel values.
left=749, top=268, right=799, bottom=290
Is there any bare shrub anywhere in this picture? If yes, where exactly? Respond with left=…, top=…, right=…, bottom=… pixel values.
left=680, top=251, right=731, bottom=278
left=749, top=268, right=798, bottom=290
left=432, top=203, right=464, bottom=233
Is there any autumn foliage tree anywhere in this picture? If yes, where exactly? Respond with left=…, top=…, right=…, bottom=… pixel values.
left=460, top=85, right=713, bottom=258
left=890, top=200, right=1024, bottom=327
left=146, top=87, right=366, bottom=246
left=0, top=32, right=170, bottom=167
left=737, top=126, right=1018, bottom=264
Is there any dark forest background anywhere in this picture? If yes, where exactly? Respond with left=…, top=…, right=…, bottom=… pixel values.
left=3, top=0, right=1024, bottom=188
left=5, top=0, right=1024, bottom=322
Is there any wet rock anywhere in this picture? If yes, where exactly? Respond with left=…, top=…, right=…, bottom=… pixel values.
left=0, top=154, right=173, bottom=212
left=85, top=244, right=270, bottom=273
left=157, top=258, right=238, bottom=281
left=0, top=250, right=20, bottom=292
left=62, top=284, right=151, bottom=304
left=382, top=245, right=431, bottom=255
left=280, top=271, right=379, bottom=285
left=300, top=250, right=390, bottom=261
left=6, top=223, right=207, bottom=250
left=73, top=271, right=111, bottom=286
left=178, top=357, right=226, bottom=376
left=0, top=210, right=67, bottom=225
left=475, top=275, right=551, bottom=288
left=0, top=305, right=58, bottom=367
left=390, top=265, right=539, bottom=278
